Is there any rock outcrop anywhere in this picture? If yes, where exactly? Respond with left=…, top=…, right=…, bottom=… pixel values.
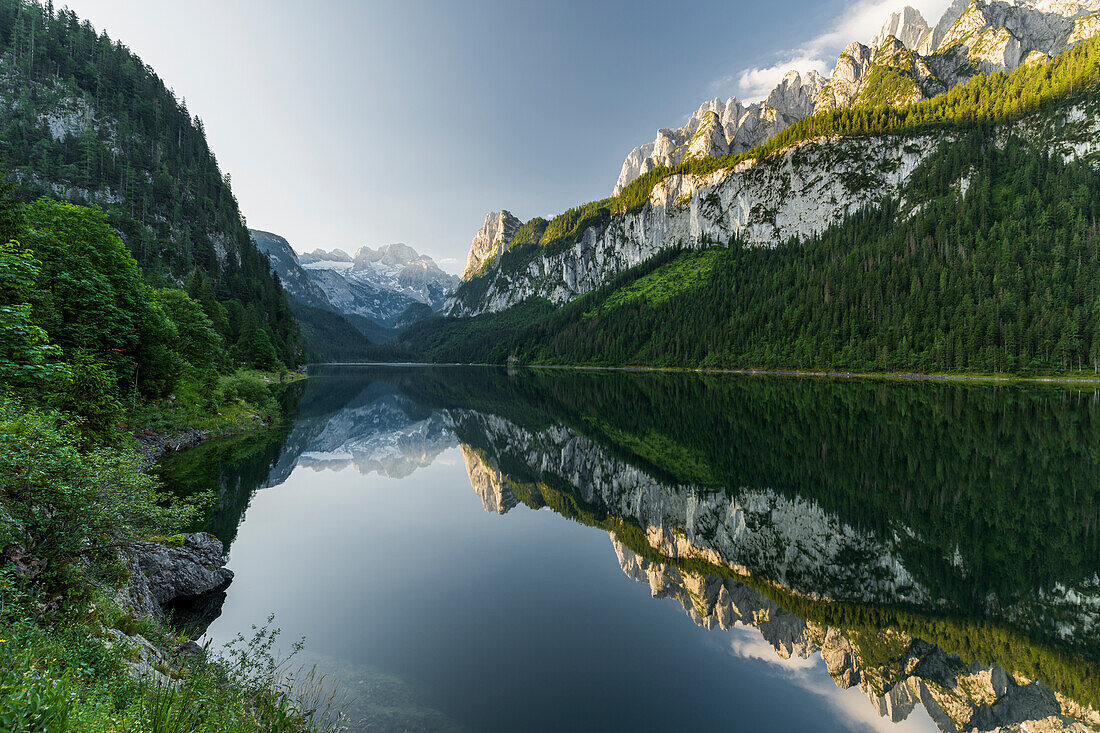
left=118, top=533, right=233, bottom=623
left=610, top=71, right=826, bottom=197
left=461, top=211, right=522, bottom=279
left=873, top=6, right=933, bottom=49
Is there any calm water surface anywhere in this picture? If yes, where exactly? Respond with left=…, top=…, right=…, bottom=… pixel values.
left=160, top=367, right=1100, bottom=732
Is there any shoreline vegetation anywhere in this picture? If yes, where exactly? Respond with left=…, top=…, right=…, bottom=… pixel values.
left=314, top=360, right=1100, bottom=387
left=0, top=69, right=328, bottom=731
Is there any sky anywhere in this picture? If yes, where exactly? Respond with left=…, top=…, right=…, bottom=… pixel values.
left=61, top=0, right=950, bottom=273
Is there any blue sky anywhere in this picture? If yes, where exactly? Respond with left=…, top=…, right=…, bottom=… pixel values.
left=61, top=0, right=948, bottom=272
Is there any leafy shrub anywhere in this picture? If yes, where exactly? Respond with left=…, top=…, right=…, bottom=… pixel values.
left=0, top=400, right=196, bottom=576
left=220, top=373, right=275, bottom=415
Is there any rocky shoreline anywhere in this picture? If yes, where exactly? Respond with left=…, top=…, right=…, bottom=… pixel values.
left=111, top=532, right=235, bottom=684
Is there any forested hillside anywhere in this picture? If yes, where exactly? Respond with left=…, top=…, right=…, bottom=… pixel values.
left=401, top=125, right=1100, bottom=374
left=0, top=0, right=301, bottom=366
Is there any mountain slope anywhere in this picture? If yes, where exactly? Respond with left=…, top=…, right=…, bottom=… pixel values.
left=0, top=0, right=302, bottom=365
left=446, top=1, right=1100, bottom=313
left=250, top=230, right=335, bottom=312
left=402, top=88, right=1100, bottom=373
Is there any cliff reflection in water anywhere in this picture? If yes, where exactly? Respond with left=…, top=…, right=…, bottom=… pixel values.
left=161, top=366, right=1100, bottom=732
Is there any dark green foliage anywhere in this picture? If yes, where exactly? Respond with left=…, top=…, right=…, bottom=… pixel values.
left=0, top=240, right=62, bottom=387
left=23, top=198, right=149, bottom=355
left=0, top=399, right=194, bottom=575
left=154, top=288, right=223, bottom=376
left=0, top=0, right=301, bottom=366
left=392, top=302, right=433, bottom=331
left=290, top=301, right=396, bottom=361
left=510, top=217, right=548, bottom=248
left=398, top=299, right=556, bottom=364
left=54, top=349, right=123, bottom=447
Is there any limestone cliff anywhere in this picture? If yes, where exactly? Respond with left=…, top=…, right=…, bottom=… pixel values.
left=451, top=2, right=1100, bottom=316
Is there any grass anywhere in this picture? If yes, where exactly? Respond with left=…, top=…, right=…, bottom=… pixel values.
left=0, top=572, right=344, bottom=732
left=587, top=248, right=722, bottom=317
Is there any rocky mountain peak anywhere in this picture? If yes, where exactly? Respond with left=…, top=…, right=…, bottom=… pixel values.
left=765, top=70, right=827, bottom=116
left=301, top=248, right=353, bottom=264
left=929, top=0, right=1100, bottom=71
left=873, top=6, right=932, bottom=50
left=352, top=242, right=423, bottom=269
left=920, top=0, right=972, bottom=54
left=684, top=110, right=728, bottom=160
left=611, top=70, right=827, bottom=195
left=461, top=210, right=522, bottom=280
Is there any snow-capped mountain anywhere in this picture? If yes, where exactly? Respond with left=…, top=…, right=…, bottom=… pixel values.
left=297, top=392, right=456, bottom=478
left=299, top=243, right=458, bottom=328
left=253, top=231, right=459, bottom=332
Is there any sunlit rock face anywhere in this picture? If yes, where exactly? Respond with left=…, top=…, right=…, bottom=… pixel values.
left=460, top=445, right=517, bottom=514
left=611, top=0, right=1100, bottom=193
left=610, top=70, right=827, bottom=197
left=612, top=539, right=1100, bottom=733
left=461, top=211, right=522, bottom=280
left=873, top=6, right=933, bottom=49
left=928, top=0, right=1100, bottom=72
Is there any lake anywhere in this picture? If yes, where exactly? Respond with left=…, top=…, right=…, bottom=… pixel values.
left=159, top=366, right=1100, bottom=732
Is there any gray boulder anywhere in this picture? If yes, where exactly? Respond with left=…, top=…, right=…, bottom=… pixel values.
left=118, top=533, right=233, bottom=623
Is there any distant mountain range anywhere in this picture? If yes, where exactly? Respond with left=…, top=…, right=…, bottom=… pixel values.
left=252, top=230, right=457, bottom=357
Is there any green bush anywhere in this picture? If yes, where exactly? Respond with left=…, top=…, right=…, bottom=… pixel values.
left=220, top=373, right=275, bottom=415
left=0, top=399, right=196, bottom=578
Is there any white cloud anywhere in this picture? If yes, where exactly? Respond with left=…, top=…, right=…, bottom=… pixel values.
left=437, top=257, right=463, bottom=275
left=727, top=625, right=819, bottom=672
left=727, top=0, right=952, bottom=100
left=730, top=53, right=834, bottom=101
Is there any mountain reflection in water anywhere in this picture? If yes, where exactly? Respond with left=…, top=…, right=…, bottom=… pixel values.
left=158, top=366, right=1100, bottom=733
